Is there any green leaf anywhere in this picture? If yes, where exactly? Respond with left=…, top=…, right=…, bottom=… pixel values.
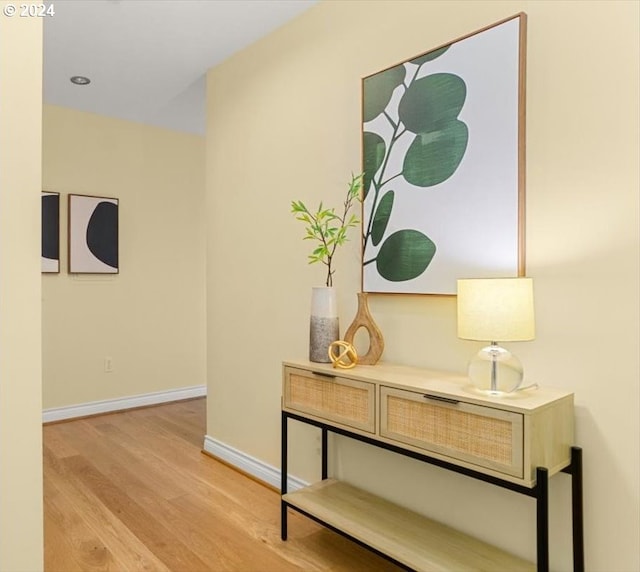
left=410, top=45, right=450, bottom=66
left=363, top=131, right=386, bottom=198
left=403, top=120, right=468, bottom=187
left=363, top=65, right=406, bottom=122
left=376, top=229, right=436, bottom=281
left=348, top=173, right=364, bottom=201
left=291, top=200, right=307, bottom=213
left=398, top=73, right=466, bottom=134
left=371, top=190, right=394, bottom=247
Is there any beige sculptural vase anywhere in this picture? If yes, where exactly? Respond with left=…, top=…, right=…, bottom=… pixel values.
left=344, top=292, right=384, bottom=365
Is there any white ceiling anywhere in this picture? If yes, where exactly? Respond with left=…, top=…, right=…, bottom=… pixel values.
left=43, top=0, right=318, bottom=135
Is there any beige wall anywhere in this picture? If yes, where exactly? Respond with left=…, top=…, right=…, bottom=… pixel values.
left=206, top=1, right=639, bottom=570
left=42, top=105, right=206, bottom=409
left=0, top=8, right=44, bottom=571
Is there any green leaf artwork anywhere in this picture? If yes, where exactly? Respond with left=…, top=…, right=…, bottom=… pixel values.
left=374, top=230, right=436, bottom=282
left=403, top=120, right=469, bottom=187
left=361, top=15, right=525, bottom=294
left=410, top=46, right=450, bottom=66
left=362, top=66, right=406, bottom=122
left=371, top=191, right=394, bottom=246
left=363, top=131, right=386, bottom=199
left=362, top=42, right=468, bottom=290
left=398, top=73, right=467, bottom=135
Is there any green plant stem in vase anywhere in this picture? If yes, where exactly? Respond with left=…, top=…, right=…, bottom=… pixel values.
left=291, top=173, right=364, bottom=287
left=292, top=173, right=364, bottom=363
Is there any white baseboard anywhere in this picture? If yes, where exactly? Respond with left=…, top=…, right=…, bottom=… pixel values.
left=42, top=385, right=207, bottom=423
left=203, top=435, right=308, bottom=492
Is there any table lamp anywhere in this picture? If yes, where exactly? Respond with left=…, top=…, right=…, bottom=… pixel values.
left=457, top=277, right=535, bottom=395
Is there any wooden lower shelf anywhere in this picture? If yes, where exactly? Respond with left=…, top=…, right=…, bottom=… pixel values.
left=283, top=479, right=534, bottom=572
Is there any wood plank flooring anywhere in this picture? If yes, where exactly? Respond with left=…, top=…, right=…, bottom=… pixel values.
left=43, top=398, right=402, bottom=571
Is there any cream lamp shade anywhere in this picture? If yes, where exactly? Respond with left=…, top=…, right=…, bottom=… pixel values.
left=457, top=277, right=535, bottom=395
left=457, top=277, right=535, bottom=342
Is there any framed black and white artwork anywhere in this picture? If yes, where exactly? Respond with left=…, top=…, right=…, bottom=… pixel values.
left=68, top=194, right=119, bottom=274
left=42, top=191, right=60, bottom=273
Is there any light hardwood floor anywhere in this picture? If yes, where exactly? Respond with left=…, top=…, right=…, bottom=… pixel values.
left=43, top=398, right=402, bottom=571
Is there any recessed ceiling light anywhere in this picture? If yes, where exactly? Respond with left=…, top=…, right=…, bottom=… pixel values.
left=70, top=76, right=91, bottom=86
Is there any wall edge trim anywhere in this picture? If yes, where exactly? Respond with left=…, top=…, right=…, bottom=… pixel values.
left=203, top=434, right=307, bottom=491
left=42, top=385, right=206, bottom=423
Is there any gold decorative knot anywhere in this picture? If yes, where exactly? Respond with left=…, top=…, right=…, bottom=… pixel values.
left=328, top=340, right=358, bottom=369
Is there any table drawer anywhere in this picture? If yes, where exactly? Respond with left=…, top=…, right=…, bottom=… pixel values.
left=284, top=367, right=375, bottom=433
left=380, top=386, right=523, bottom=477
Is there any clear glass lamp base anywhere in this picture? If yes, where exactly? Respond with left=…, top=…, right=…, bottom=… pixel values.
left=468, top=343, right=523, bottom=395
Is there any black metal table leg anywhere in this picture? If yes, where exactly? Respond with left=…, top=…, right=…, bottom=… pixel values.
left=281, top=411, right=288, bottom=540
left=321, top=427, right=328, bottom=480
left=570, top=447, right=584, bottom=572
left=536, top=467, right=549, bottom=572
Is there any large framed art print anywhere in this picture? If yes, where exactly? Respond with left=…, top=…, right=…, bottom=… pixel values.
left=68, top=194, right=119, bottom=274
left=361, top=14, right=527, bottom=295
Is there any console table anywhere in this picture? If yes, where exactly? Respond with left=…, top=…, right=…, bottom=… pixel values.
left=280, top=359, right=584, bottom=572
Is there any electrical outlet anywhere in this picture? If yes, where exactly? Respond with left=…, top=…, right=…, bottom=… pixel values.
left=104, top=357, right=113, bottom=373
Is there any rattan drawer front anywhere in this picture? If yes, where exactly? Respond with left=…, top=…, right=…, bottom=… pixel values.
left=284, top=368, right=375, bottom=433
left=380, top=386, right=523, bottom=477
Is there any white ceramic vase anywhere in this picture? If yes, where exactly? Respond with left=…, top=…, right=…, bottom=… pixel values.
left=309, top=286, right=339, bottom=363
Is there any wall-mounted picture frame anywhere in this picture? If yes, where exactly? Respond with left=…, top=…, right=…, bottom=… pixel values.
left=361, top=13, right=527, bottom=295
left=68, top=194, right=119, bottom=274
left=42, top=191, right=60, bottom=273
